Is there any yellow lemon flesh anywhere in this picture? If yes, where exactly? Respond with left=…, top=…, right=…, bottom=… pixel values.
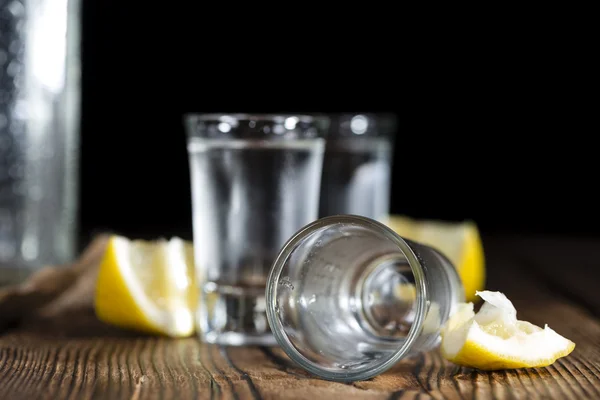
left=440, top=290, right=575, bottom=370
left=94, top=235, right=197, bottom=337
left=385, top=215, right=485, bottom=302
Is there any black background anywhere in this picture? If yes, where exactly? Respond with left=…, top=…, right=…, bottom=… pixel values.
left=77, top=4, right=597, bottom=243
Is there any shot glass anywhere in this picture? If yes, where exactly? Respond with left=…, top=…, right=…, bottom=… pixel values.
left=319, top=113, right=397, bottom=222
left=185, top=113, right=328, bottom=346
left=265, top=214, right=464, bottom=382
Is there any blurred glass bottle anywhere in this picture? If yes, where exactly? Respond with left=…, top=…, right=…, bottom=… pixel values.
left=319, top=113, right=397, bottom=222
left=0, top=0, right=81, bottom=284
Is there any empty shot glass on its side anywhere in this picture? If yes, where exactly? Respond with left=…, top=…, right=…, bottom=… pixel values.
left=265, top=214, right=464, bottom=382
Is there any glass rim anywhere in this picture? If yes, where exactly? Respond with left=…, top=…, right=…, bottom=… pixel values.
left=264, top=214, right=428, bottom=383
left=326, top=113, right=397, bottom=139
left=183, top=113, right=329, bottom=123
left=328, top=111, right=398, bottom=118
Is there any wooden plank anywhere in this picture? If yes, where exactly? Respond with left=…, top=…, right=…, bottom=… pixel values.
left=480, top=238, right=600, bottom=399
left=0, top=237, right=599, bottom=399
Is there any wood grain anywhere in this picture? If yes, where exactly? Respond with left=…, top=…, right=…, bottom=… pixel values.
left=1, top=236, right=600, bottom=399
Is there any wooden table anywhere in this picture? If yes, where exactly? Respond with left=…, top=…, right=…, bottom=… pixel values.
left=1, top=235, right=600, bottom=399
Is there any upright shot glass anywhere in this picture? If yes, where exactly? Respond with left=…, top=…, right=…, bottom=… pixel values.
left=185, top=113, right=328, bottom=345
left=319, top=113, right=397, bottom=222
left=265, top=215, right=464, bottom=382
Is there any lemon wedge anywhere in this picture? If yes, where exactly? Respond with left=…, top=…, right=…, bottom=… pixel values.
left=385, top=215, right=485, bottom=302
left=440, top=290, right=575, bottom=370
left=94, top=235, right=197, bottom=337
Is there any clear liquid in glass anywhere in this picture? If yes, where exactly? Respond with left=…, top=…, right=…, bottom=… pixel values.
left=319, top=138, right=392, bottom=221
left=188, top=138, right=324, bottom=345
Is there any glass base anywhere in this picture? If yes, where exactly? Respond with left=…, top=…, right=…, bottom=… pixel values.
left=197, top=283, right=277, bottom=346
